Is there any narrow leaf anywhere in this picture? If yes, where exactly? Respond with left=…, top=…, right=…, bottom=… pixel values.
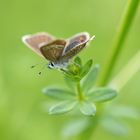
left=49, top=101, right=77, bottom=115
left=67, top=63, right=81, bottom=75
left=80, top=101, right=96, bottom=116
left=64, top=73, right=81, bottom=82
left=81, top=64, right=100, bottom=92
left=62, top=118, right=90, bottom=138
left=80, top=59, right=93, bottom=78
left=101, top=117, right=129, bottom=136
left=88, top=87, right=117, bottom=102
left=64, top=76, right=75, bottom=90
left=43, top=87, right=75, bottom=100
left=74, top=56, right=82, bottom=66
left=108, top=105, right=139, bottom=119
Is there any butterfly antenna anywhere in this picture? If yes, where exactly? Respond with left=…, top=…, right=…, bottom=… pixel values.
left=38, top=71, right=42, bottom=75
left=30, top=61, right=46, bottom=69
left=31, top=65, right=36, bottom=68
left=38, top=64, right=47, bottom=75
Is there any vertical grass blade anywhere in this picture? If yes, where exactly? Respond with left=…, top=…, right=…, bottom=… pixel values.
left=98, top=0, right=140, bottom=86
left=110, top=50, right=140, bottom=91
left=85, top=1, right=140, bottom=140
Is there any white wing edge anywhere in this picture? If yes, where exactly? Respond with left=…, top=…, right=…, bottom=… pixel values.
left=22, top=34, right=44, bottom=57
left=65, top=32, right=94, bottom=47
left=22, top=34, right=31, bottom=45
left=62, top=32, right=95, bottom=55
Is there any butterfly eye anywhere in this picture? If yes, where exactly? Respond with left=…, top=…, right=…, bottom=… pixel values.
left=48, top=62, right=55, bottom=69
left=50, top=62, right=54, bottom=67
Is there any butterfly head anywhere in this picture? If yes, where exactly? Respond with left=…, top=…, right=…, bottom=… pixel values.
left=48, top=62, right=56, bottom=69
left=48, top=61, right=69, bottom=69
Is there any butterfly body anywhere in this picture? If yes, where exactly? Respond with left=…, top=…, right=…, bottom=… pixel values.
left=22, top=32, right=95, bottom=69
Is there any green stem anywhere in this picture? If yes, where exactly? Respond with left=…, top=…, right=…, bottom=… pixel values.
left=98, top=0, right=140, bottom=86
left=76, top=82, right=83, bottom=101
left=79, top=1, right=140, bottom=140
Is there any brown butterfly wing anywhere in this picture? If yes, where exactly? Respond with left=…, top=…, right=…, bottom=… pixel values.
left=61, top=32, right=94, bottom=60
left=40, top=40, right=66, bottom=62
left=22, top=32, right=55, bottom=57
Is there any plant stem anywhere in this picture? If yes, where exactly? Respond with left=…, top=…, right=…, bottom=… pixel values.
left=98, top=0, right=140, bottom=86
left=76, top=82, right=83, bottom=100
left=83, top=1, right=139, bottom=140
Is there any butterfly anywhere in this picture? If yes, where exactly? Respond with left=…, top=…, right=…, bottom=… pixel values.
left=22, top=32, right=95, bottom=69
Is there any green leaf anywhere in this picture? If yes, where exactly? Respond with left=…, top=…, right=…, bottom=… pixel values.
left=81, top=64, right=100, bottom=92
left=108, top=105, right=139, bottom=119
left=101, top=117, right=129, bottom=136
left=88, top=87, right=117, bottom=102
left=42, top=87, right=75, bottom=100
left=49, top=101, right=77, bottom=115
left=64, top=76, right=75, bottom=90
left=64, top=73, right=81, bottom=82
left=74, top=56, right=82, bottom=66
left=80, top=59, right=93, bottom=78
left=62, top=118, right=90, bottom=138
left=67, top=63, right=81, bottom=75
left=80, top=101, right=96, bottom=116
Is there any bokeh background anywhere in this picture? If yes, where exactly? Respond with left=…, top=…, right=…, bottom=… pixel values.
left=0, top=0, right=140, bottom=140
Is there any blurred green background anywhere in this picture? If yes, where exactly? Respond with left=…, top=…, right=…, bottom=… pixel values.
left=0, top=0, right=140, bottom=140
